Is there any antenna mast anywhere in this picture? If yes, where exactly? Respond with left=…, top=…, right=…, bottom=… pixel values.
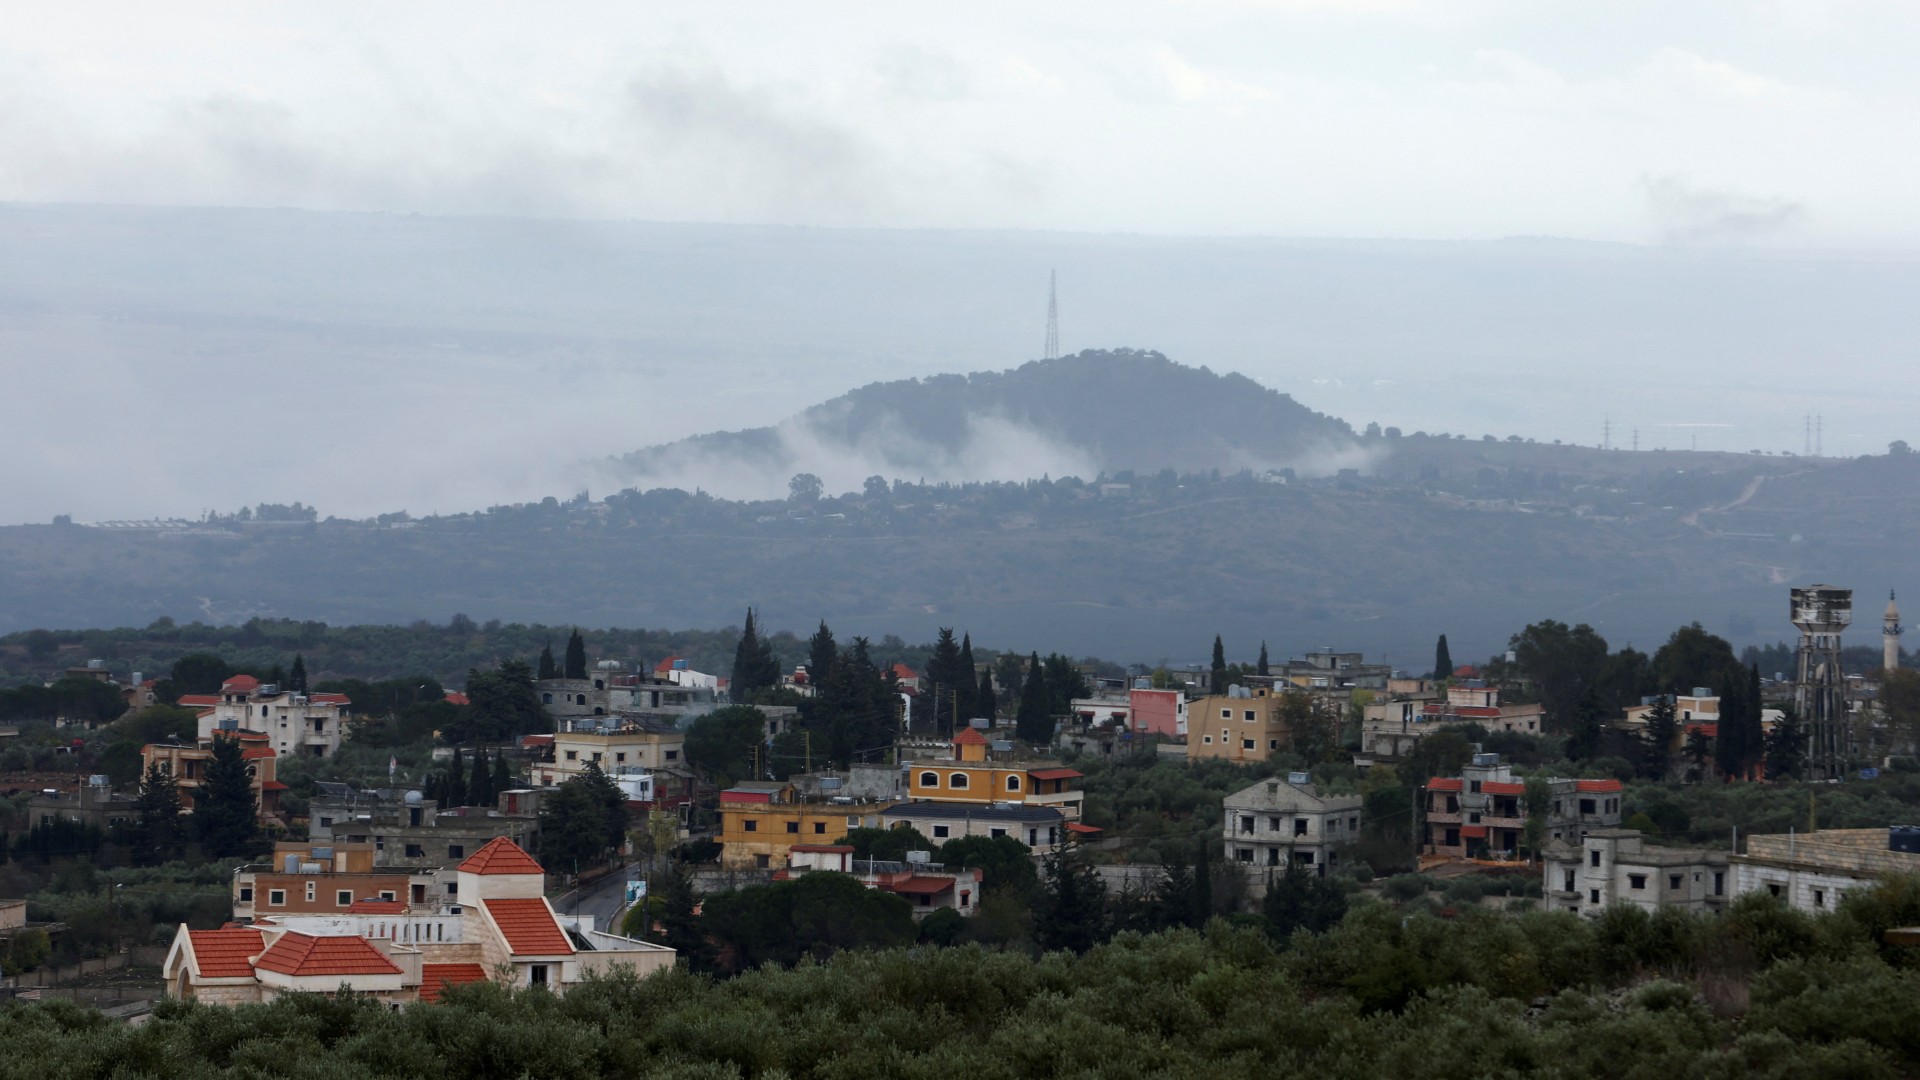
left=1043, top=270, right=1059, bottom=361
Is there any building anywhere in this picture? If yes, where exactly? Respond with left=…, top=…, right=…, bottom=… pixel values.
left=163, top=837, right=673, bottom=1004
left=535, top=716, right=686, bottom=786
left=16, top=775, right=136, bottom=837
left=1421, top=754, right=1621, bottom=859
left=1730, top=828, right=1920, bottom=915
left=781, top=844, right=982, bottom=918
left=1419, top=681, right=1545, bottom=735
left=1128, top=685, right=1188, bottom=738
left=233, top=841, right=442, bottom=921
left=1221, top=773, right=1363, bottom=877
left=142, top=732, right=286, bottom=824
left=307, top=783, right=540, bottom=867
left=178, top=674, right=351, bottom=760
left=535, top=660, right=720, bottom=724
left=879, top=801, right=1068, bottom=851
left=902, top=729, right=1084, bottom=819
left=717, top=781, right=894, bottom=870
left=1187, top=685, right=1293, bottom=763
left=1542, top=829, right=1730, bottom=916
left=1273, top=652, right=1393, bottom=692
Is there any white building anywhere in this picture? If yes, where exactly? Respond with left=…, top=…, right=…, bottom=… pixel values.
left=1730, top=828, right=1920, bottom=915
left=1541, top=828, right=1730, bottom=917
left=179, top=674, right=350, bottom=760
left=1221, top=773, right=1364, bottom=878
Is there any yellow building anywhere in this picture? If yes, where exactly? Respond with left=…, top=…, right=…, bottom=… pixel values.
left=718, top=782, right=893, bottom=869
left=903, top=729, right=1085, bottom=820
left=535, top=718, right=684, bottom=786
left=1186, top=687, right=1291, bottom=763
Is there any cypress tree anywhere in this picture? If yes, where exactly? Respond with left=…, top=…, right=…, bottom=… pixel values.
left=976, top=667, right=997, bottom=724
left=447, top=746, right=468, bottom=807
left=1257, top=642, right=1270, bottom=678
left=289, top=654, right=308, bottom=694
left=470, top=748, right=492, bottom=808
left=564, top=628, right=588, bottom=680
left=957, top=634, right=979, bottom=725
left=1210, top=635, right=1227, bottom=693
left=493, top=753, right=514, bottom=794
left=131, top=759, right=185, bottom=866
left=195, top=736, right=262, bottom=859
left=1016, top=652, right=1052, bottom=744
left=731, top=610, right=780, bottom=700
left=807, top=621, right=836, bottom=690
left=1433, top=635, right=1453, bottom=681
left=1715, top=671, right=1747, bottom=781
left=1640, top=692, right=1678, bottom=780
left=537, top=640, right=559, bottom=681
left=929, top=629, right=963, bottom=734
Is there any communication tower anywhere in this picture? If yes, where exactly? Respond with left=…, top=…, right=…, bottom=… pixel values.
left=1791, top=585, right=1852, bottom=780
left=1043, top=270, right=1059, bottom=361
left=1886, top=591, right=1903, bottom=674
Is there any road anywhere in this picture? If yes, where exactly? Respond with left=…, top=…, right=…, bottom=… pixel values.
left=556, top=863, right=637, bottom=934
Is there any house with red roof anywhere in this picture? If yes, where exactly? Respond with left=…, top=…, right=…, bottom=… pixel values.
left=141, top=734, right=285, bottom=824
left=163, top=837, right=674, bottom=1005
left=192, top=674, right=351, bottom=760
left=1421, top=753, right=1622, bottom=860
left=780, top=844, right=982, bottom=918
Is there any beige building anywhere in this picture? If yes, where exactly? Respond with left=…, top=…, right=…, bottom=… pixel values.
left=1187, top=686, right=1293, bottom=763
left=178, top=674, right=351, bottom=760
left=536, top=717, right=685, bottom=786
left=1542, top=829, right=1730, bottom=916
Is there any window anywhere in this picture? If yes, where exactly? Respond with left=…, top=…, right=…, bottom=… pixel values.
left=575, top=695, right=586, bottom=705
left=448, top=844, right=464, bottom=859
left=665, top=750, right=678, bottom=761
left=1713, top=872, right=1725, bottom=896
left=1814, top=889, right=1825, bottom=908
left=1236, top=847, right=1253, bottom=863
left=1628, top=874, right=1646, bottom=890
left=932, top=825, right=950, bottom=838
left=785, top=821, right=799, bottom=834
left=1579, top=798, right=1596, bottom=814
left=318, top=816, right=333, bottom=828
left=1268, top=816, right=1281, bottom=832
left=305, top=882, right=317, bottom=902
left=1590, top=850, right=1601, bottom=867
left=744, top=820, right=758, bottom=832
left=948, top=773, right=970, bottom=789
left=446, top=882, right=458, bottom=895
left=1767, top=883, right=1782, bottom=897
left=1589, top=889, right=1600, bottom=904
left=529, top=964, right=548, bottom=986
left=1349, top=817, right=1358, bottom=831
left=239, top=886, right=254, bottom=902
left=1221, top=709, right=1232, bottom=719
left=565, top=750, right=578, bottom=761
left=1668, top=875, right=1682, bottom=891
left=813, top=822, right=826, bottom=834
left=1269, top=739, right=1279, bottom=750
left=405, top=844, right=425, bottom=858
left=754, top=854, right=770, bottom=868
left=268, top=889, right=286, bottom=906
left=1239, top=815, right=1254, bottom=835
left=1006, top=775, right=1021, bottom=792
left=616, top=753, right=626, bottom=763
left=1202, top=736, right=1212, bottom=744
left=381, top=891, right=397, bottom=902
left=1242, top=739, right=1255, bottom=750
left=1469, top=780, right=1481, bottom=793
left=1294, top=819, right=1308, bottom=836
left=960, top=891, right=971, bottom=908
left=990, top=827, right=1007, bottom=839
left=543, top=693, right=553, bottom=704
left=1563, top=871, right=1575, bottom=892
left=1243, top=710, right=1256, bottom=721
left=337, top=890, right=353, bottom=907
left=920, top=771, right=939, bottom=787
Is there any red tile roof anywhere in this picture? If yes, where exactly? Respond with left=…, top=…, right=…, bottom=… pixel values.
left=887, top=876, right=956, bottom=896
left=1427, top=778, right=1464, bottom=792
left=254, top=932, right=401, bottom=978
left=310, top=693, right=351, bottom=705
left=457, top=836, right=546, bottom=876
left=346, top=899, right=407, bottom=914
left=1575, top=779, right=1623, bottom=793
left=419, top=963, right=489, bottom=1004
left=222, top=675, right=261, bottom=693
left=654, top=655, right=682, bottom=672
left=261, top=780, right=289, bottom=791
left=1065, top=822, right=1103, bottom=834
left=1460, top=825, right=1488, bottom=838
left=1028, top=767, right=1083, bottom=781
left=1482, top=782, right=1527, bottom=796
left=187, top=928, right=265, bottom=979
left=441, top=691, right=469, bottom=706
left=242, top=747, right=277, bottom=760
left=951, top=728, right=988, bottom=745
left=484, top=898, right=575, bottom=955
left=176, top=694, right=220, bottom=707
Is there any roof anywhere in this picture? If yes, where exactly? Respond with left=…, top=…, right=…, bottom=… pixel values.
left=261, top=780, right=289, bottom=791
left=1482, top=782, right=1527, bottom=796
left=888, top=876, right=956, bottom=896
left=1427, top=778, right=1464, bottom=792
left=310, top=693, right=351, bottom=705
left=484, top=897, right=575, bottom=956
left=1575, top=779, right=1624, bottom=793
left=345, top=899, right=407, bottom=914
left=951, top=728, right=988, bottom=746
left=653, top=656, right=682, bottom=672
left=1027, top=767, right=1083, bottom=781
left=221, top=675, right=261, bottom=693
left=176, top=694, right=220, bottom=707
left=254, top=932, right=402, bottom=978
left=187, top=928, right=265, bottom=979
left=241, top=747, right=276, bottom=760
left=1065, top=822, right=1103, bottom=835
left=442, top=692, right=469, bottom=706
left=1686, top=723, right=1720, bottom=737
left=884, top=802, right=1065, bottom=824
left=457, top=836, right=546, bottom=876
left=891, top=663, right=919, bottom=679
left=419, top=963, right=489, bottom=1004
left=520, top=734, right=554, bottom=748
left=1460, top=825, right=1488, bottom=838
left=1223, top=776, right=1362, bottom=813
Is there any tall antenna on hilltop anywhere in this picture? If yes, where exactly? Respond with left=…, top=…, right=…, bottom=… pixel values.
left=1043, top=270, right=1060, bottom=361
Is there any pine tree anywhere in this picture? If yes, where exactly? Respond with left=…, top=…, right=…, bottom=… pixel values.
left=928, top=629, right=963, bottom=735
left=469, top=748, right=492, bottom=808
left=807, top=621, right=836, bottom=690
left=1191, top=838, right=1214, bottom=925
left=976, top=667, right=997, bottom=724
left=731, top=610, right=780, bottom=701
left=1257, top=642, right=1270, bottom=678
left=131, top=759, right=185, bottom=865
left=537, top=640, right=559, bottom=681
left=1766, top=704, right=1804, bottom=780
left=194, top=736, right=262, bottom=859
left=1016, top=652, right=1052, bottom=744
left=1433, top=635, right=1453, bottom=681
left=957, top=634, right=979, bottom=726
left=1211, top=635, right=1227, bottom=693
left=288, top=654, right=308, bottom=694
left=1035, top=843, right=1109, bottom=954
left=564, top=628, right=588, bottom=680
left=492, top=753, right=514, bottom=794
left=655, top=861, right=713, bottom=971
left=1640, top=693, right=1678, bottom=780
left=1716, top=670, right=1748, bottom=781
left=447, top=746, right=468, bottom=807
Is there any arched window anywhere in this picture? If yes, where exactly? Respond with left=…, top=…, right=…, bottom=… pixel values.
left=1006, top=775, right=1022, bottom=792
left=594, top=679, right=604, bottom=690
left=949, top=773, right=970, bottom=789
left=576, top=694, right=586, bottom=706
left=593, top=707, right=605, bottom=715
left=542, top=693, right=553, bottom=705
left=919, top=771, right=939, bottom=788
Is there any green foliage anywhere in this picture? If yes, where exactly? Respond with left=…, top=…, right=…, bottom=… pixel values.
left=1034, top=843, right=1108, bottom=954
left=836, top=826, right=934, bottom=863
left=729, top=609, right=781, bottom=701
left=453, top=658, right=545, bottom=744
left=129, top=759, right=187, bottom=865
left=537, top=764, right=627, bottom=874
left=702, top=871, right=915, bottom=971
left=1263, top=863, right=1348, bottom=941
left=194, top=735, right=263, bottom=860
left=683, top=705, right=768, bottom=787
left=1015, top=651, right=1051, bottom=745
left=1641, top=693, right=1678, bottom=780
left=1433, top=634, right=1452, bottom=680
left=563, top=628, right=587, bottom=681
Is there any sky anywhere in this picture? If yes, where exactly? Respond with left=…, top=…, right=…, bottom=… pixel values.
left=5, top=1, right=1918, bottom=245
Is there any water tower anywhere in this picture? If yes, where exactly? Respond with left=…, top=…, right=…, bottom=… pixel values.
left=1791, top=585, right=1852, bottom=780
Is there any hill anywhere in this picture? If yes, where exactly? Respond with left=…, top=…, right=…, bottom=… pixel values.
left=613, top=350, right=1361, bottom=493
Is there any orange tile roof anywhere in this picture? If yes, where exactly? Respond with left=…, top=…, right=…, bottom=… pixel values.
left=887, top=876, right=956, bottom=896
left=242, top=747, right=277, bottom=760
left=254, top=932, right=401, bottom=978
left=1028, top=767, right=1083, bottom=781
left=1427, top=778, right=1465, bottom=792
left=187, top=928, right=265, bottom=979
left=176, top=694, right=220, bottom=707
left=1482, top=782, right=1527, bottom=796
left=1575, top=779, right=1623, bottom=793
left=222, top=675, right=261, bottom=693
left=419, top=963, right=489, bottom=1004
left=457, top=836, right=546, bottom=876
left=952, top=728, right=988, bottom=745
left=484, top=898, right=575, bottom=956
left=346, top=899, right=407, bottom=914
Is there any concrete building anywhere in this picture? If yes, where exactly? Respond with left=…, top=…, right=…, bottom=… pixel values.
left=536, top=660, right=719, bottom=724
left=1273, top=652, right=1393, bottom=692
left=1731, top=828, right=1920, bottom=915
left=1420, top=681, right=1545, bottom=735
left=1187, top=684, right=1293, bottom=763
left=164, top=837, right=673, bottom=1004
left=1421, top=754, right=1621, bottom=859
left=535, top=716, right=686, bottom=786
left=17, top=775, right=136, bottom=837
left=307, top=783, right=540, bottom=867
left=177, top=674, right=351, bottom=760
left=1542, top=829, right=1730, bottom=917
left=880, top=801, right=1067, bottom=851
left=1221, top=773, right=1363, bottom=877
left=781, top=844, right=982, bottom=918
left=717, top=781, right=893, bottom=870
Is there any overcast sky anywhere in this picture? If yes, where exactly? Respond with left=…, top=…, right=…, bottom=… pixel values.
left=6, top=1, right=1917, bottom=246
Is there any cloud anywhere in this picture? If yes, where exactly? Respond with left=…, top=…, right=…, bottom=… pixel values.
left=1641, top=174, right=1806, bottom=244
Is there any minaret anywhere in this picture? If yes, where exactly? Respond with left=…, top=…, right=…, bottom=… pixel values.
left=1887, top=591, right=1904, bottom=672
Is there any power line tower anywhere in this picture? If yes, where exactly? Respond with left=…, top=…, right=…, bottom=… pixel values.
left=1791, top=584, right=1853, bottom=780
left=1043, top=270, right=1059, bottom=361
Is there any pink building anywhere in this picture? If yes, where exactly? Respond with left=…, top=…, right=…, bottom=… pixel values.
left=1129, top=687, right=1187, bottom=738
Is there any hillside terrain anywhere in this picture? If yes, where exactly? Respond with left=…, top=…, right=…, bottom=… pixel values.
left=1, top=345, right=1913, bottom=664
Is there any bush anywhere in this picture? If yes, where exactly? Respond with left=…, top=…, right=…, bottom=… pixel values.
left=1381, top=874, right=1432, bottom=902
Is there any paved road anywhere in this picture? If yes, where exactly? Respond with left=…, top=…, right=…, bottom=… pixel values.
left=557, top=863, right=636, bottom=934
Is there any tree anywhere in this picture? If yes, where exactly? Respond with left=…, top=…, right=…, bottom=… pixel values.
left=1883, top=668, right=1920, bottom=756
left=684, top=705, right=769, bottom=787
left=1034, top=843, right=1108, bottom=954
left=1717, top=664, right=1765, bottom=781
left=469, top=748, right=493, bottom=809
left=787, top=473, right=823, bottom=502
left=22, top=628, right=59, bottom=659
left=1684, top=727, right=1714, bottom=782
left=1433, top=635, right=1453, bottom=681
left=538, top=763, right=627, bottom=875
left=1522, top=775, right=1552, bottom=859
left=807, top=621, right=836, bottom=690
left=976, top=667, right=998, bottom=724
left=1766, top=706, right=1805, bottom=780
left=1263, top=862, right=1347, bottom=940
left=446, top=746, right=468, bottom=807
left=50, top=677, right=129, bottom=726
left=957, top=634, right=980, bottom=725
left=537, top=640, right=559, bottom=681
left=1652, top=623, right=1744, bottom=699
left=1016, top=651, right=1053, bottom=744
left=1258, top=642, right=1271, bottom=678
left=457, top=659, right=546, bottom=743
left=1403, top=729, right=1474, bottom=786
left=195, top=736, right=262, bottom=859
left=1211, top=635, right=1228, bottom=692
left=170, top=652, right=235, bottom=696
left=1041, top=653, right=1091, bottom=717
left=937, top=835, right=1038, bottom=896
left=1509, top=620, right=1610, bottom=733
left=838, top=826, right=933, bottom=863
left=129, top=759, right=186, bottom=865
left=1640, top=693, right=1679, bottom=780
left=492, top=753, right=514, bottom=795
left=651, top=861, right=713, bottom=971
left=927, top=629, right=964, bottom=735
left=564, top=628, right=588, bottom=681
left=1566, top=691, right=1605, bottom=761
left=288, top=654, right=308, bottom=694
left=730, top=610, right=780, bottom=701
